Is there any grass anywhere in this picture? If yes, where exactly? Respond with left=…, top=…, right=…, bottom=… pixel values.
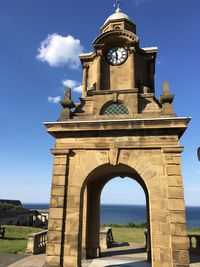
left=0, top=225, right=44, bottom=253
left=101, top=224, right=200, bottom=244
left=188, top=227, right=200, bottom=234
left=111, top=226, right=146, bottom=243
left=101, top=223, right=146, bottom=243
left=1, top=224, right=199, bottom=254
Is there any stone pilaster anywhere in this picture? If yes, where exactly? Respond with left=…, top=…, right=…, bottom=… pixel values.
left=96, top=51, right=102, bottom=91
left=82, top=64, right=89, bottom=97
left=44, top=149, right=70, bottom=267
left=164, top=147, right=190, bottom=267
left=129, top=47, right=135, bottom=88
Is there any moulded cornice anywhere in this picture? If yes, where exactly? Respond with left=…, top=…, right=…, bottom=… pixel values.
left=93, top=30, right=139, bottom=45
left=44, top=117, right=191, bottom=139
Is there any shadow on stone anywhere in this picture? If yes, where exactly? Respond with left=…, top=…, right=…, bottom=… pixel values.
left=104, top=261, right=151, bottom=267
left=190, top=252, right=200, bottom=263
left=101, top=247, right=145, bottom=258
left=110, top=242, right=129, bottom=248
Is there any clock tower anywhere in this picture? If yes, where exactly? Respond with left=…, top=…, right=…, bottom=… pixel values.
left=76, top=6, right=158, bottom=118
left=44, top=6, right=190, bottom=267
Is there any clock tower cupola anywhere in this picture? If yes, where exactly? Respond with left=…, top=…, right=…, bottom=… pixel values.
left=70, top=6, right=175, bottom=119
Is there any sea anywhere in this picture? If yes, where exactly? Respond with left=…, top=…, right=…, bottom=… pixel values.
left=22, top=203, right=200, bottom=229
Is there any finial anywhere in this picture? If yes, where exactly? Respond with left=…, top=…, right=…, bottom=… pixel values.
left=159, top=80, right=175, bottom=116
left=163, top=80, right=170, bottom=95
left=114, top=0, right=121, bottom=13
left=58, top=88, right=75, bottom=121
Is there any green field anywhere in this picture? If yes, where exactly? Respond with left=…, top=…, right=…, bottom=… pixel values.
left=111, top=226, right=146, bottom=243
left=102, top=225, right=200, bottom=244
left=0, top=225, right=199, bottom=254
left=0, top=225, right=43, bottom=253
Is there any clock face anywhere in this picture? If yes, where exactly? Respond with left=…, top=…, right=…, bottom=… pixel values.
left=106, top=46, right=128, bottom=65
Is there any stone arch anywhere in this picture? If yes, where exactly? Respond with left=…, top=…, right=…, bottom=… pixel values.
left=79, top=162, right=152, bottom=261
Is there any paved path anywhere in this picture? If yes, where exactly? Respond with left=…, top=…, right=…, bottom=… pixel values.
left=1, top=243, right=200, bottom=267
left=0, top=252, right=27, bottom=267
left=7, top=254, right=45, bottom=267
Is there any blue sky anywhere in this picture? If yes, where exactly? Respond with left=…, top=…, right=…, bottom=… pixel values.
left=0, top=0, right=199, bottom=206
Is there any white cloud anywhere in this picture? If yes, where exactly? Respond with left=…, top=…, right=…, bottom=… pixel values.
left=62, top=79, right=82, bottom=93
left=48, top=96, right=61, bottom=104
left=62, top=79, right=78, bottom=88
left=73, top=85, right=82, bottom=93
left=187, top=187, right=200, bottom=192
left=37, top=34, right=84, bottom=69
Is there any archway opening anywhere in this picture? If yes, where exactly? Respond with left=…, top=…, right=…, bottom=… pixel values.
left=80, top=164, right=152, bottom=266
left=99, top=177, right=149, bottom=262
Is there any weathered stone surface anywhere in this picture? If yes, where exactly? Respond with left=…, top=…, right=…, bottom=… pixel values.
left=152, top=222, right=170, bottom=235
left=169, top=198, right=185, bottom=211
left=45, top=255, right=61, bottom=266
left=171, top=236, right=189, bottom=250
left=168, top=187, right=184, bottom=199
left=166, top=165, right=182, bottom=176
left=152, top=234, right=170, bottom=248
left=48, top=208, right=64, bottom=220
left=53, top=165, right=67, bottom=176
left=51, top=186, right=65, bottom=197
left=47, top=231, right=62, bottom=243
left=170, top=211, right=186, bottom=223
left=50, top=197, right=65, bottom=208
left=151, top=199, right=168, bottom=210
left=171, top=223, right=187, bottom=236
left=173, top=250, right=190, bottom=264
left=48, top=219, right=63, bottom=231
left=46, top=244, right=61, bottom=256
left=168, top=176, right=183, bottom=187
left=52, top=176, right=66, bottom=186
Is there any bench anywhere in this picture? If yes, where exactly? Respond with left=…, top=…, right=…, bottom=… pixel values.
left=0, top=226, right=5, bottom=238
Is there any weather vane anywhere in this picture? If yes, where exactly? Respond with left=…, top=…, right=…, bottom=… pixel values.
left=113, top=0, right=121, bottom=11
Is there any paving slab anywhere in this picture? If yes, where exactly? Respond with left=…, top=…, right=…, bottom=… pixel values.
left=0, top=252, right=27, bottom=267
left=1, top=244, right=200, bottom=267
left=7, top=254, right=45, bottom=267
left=83, top=258, right=150, bottom=267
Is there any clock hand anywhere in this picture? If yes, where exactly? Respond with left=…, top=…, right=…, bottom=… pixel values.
left=115, top=51, right=118, bottom=60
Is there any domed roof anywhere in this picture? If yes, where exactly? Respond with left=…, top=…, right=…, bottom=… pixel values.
left=104, top=8, right=133, bottom=25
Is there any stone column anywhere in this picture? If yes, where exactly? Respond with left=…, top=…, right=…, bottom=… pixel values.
left=146, top=155, right=172, bottom=266
left=62, top=184, right=82, bottom=267
left=44, top=149, right=69, bottom=267
left=96, top=51, right=102, bottom=91
left=86, top=181, right=101, bottom=259
left=164, top=147, right=190, bottom=266
left=82, top=65, right=89, bottom=97
left=81, top=187, right=87, bottom=259
left=129, top=47, right=135, bottom=88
